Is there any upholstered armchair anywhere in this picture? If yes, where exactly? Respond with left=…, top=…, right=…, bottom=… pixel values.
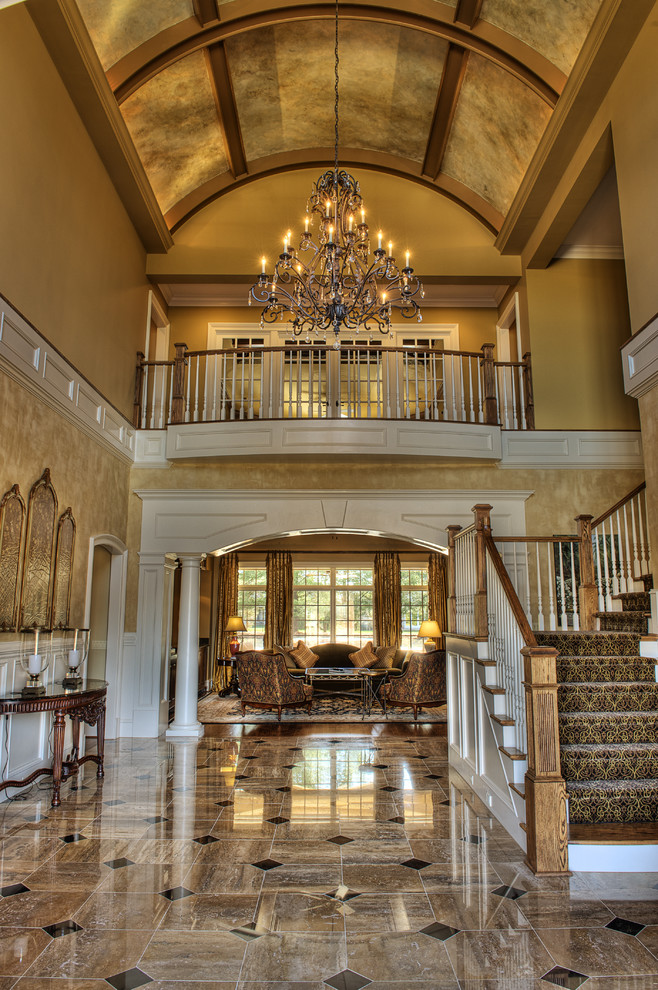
left=381, top=651, right=446, bottom=720
left=236, top=651, right=313, bottom=721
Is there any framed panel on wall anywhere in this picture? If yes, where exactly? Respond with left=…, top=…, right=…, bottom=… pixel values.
left=19, top=469, right=58, bottom=629
left=0, top=484, right=26, bottom=631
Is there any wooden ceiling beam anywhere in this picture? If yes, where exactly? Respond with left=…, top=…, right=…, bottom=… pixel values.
left=205, top=41, right=248, bottom=178
left=111, top=5, right=561, bottom=107
left=422, top=44, right=468, bottom=180
left=454, top=0, right=483, bottom=29
left=193, top=0, right=220, bottom=27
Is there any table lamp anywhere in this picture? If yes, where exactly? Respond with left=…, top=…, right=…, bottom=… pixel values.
left=20, top=627, right=49, bottom=697
left=64, top=628, right=89, bottom=688
left=417, top=619, right=441, bottom=651
left=225, top=616, right=247, bottom=655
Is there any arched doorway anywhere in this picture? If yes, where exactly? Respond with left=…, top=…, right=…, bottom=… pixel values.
left=84, top=534, right=128, bottom=739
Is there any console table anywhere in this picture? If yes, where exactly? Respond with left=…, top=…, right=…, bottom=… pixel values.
left=0, top=679, right=107, bottom=807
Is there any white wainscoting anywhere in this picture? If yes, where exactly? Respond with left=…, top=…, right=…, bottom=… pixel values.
left=0, top=296, right=135, bottom=462
left=622, top=313, right=658, bottom=399
left=446, top=636, right=527, bottom=850
left=500, top=430, right=643, bottom=468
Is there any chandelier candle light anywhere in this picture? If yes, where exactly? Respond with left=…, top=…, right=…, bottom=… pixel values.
left=249, top=0, right=423, bottom=348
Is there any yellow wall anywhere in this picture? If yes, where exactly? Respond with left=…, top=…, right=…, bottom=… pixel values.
left=167, top=306, right=500, bottom=356
left=525, top=259, right=639, bottom=430
left=0, top=6, right=149, bottom=418
left=0, top=371, right=132, bottom=631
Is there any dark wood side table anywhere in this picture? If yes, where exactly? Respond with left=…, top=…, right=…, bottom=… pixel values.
left=0, top=679, right=108, bottom=807
left=217, top=657, right=240, bottom=696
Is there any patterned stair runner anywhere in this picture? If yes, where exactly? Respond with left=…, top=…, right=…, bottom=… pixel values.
left=536, top=588, right=658, bottom=825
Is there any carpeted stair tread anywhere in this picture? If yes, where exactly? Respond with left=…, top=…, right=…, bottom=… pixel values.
left=536, top=631, right=641, bottom=656
left=559, top=711, right=658, bottom=744
left=556, top=656, right=655, bottom=683
left=560, top=742, right=658, bottom=781
left=566, top=778, right=658, bottom=824
left=617, top=591, right=651, bottom=612
left=558, top=681, right=658, bottom=713
left=596, top=611, right=649, bottom=633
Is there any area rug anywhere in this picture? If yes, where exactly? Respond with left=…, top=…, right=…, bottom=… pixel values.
left=198, top=693, right=447, bottom=724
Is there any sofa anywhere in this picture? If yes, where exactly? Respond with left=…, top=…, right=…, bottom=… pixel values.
left=276, top=641, right=434, bottom=694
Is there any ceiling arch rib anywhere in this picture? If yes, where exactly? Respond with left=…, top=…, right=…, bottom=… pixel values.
left=109, top=5, right=563, bottom=107
left=164, top=148, right=505, bottom=234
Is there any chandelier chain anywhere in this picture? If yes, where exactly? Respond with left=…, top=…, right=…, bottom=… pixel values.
left=334, top=0, right=339, bottom=181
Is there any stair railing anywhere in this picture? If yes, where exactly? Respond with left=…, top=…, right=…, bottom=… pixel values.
left=590, top=483, right=651, bottom=611
left=448, top=504, right=567, bottom=875
left=492, top=535, right=583, bottom=632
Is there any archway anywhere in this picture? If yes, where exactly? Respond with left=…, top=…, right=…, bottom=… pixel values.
left=84, top=534, right=128, bottom=739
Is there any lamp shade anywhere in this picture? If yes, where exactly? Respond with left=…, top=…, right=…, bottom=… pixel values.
left=418, top=620, right=441, bottom=639
left=225, top=616, right=247, bottom=632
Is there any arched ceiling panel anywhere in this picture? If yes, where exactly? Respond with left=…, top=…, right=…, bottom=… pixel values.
left=75, top=0, right=194, bottom=70
left=228, top=21, right=448, bottom=165
left=441, top=53, right=552, bottom=216
left=480, top=0, right=603, bottom=75
left=122, top=51, right=229, bottom=214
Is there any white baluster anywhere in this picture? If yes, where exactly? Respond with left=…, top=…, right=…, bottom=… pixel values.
left=601, top=519, right=612, bottom=611
left=643, top=488, right=652, bottom=575
left=594, top=525, right=605, bottom=611
left=622, top=502, right=632, bottom=591
left=450, top=355, right=457, bottom=421
left=230, top=353, right=237, bottom=421
left=636, top=492, right=648, bottom=577
left=159, top=365, right=166, bottom=429
left=547, top=543, right=556, bottom=630
left=376, top=349, right=382, bottom=418
left=296, top=350, right=302, bottom=419
left=308, top=348, right=314, bottom=419
left=167, top=365, right=173, bottom=425
left=524, top=543, right=532, bottom=623
left=467, top=356, right=475, bottom=423
left=476, top=356, right=484, bottom=423
left=405, top=352, right=411, bottom=419
left=193, top=357, right=200, bottom=422
left=185, top=356, right=191, bottom=423
left=510, top=369, right=518, bottom=429
left=536, top=542, right=545, bottom=631
left=615, top=510, right=627, bottom=593
left=518, top=366, right=527, bottom=429
left=211, top=354, right=218, bottom=421
left=442, top=355, right=449, bottom=421
left=609, top=511, right=619, bottom=597
left=570, top=541, right=579, bottom=630
left=459, top=356, right=466, bottom=421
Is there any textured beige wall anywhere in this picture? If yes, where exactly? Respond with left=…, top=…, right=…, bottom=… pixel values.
left=168, top=307, right=500, bottom=355
left=0, top=6, right=149, bottom=419
left=0, top=371, right=131, bottom=631
left=525, top=259, right=639, bottom=430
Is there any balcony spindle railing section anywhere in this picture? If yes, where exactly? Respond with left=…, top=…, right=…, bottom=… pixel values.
left=132, top=343, right=534, bottom=431
left=493, top=537, right=581, bottom=632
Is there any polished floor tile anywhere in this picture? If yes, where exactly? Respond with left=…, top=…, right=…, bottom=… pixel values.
left=1, top=724, right=658, bottom=987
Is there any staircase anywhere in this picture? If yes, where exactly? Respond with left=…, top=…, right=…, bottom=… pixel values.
left=537, top=581, right=658, bottom=827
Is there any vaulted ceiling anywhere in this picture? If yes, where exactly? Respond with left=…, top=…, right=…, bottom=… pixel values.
left=72, top=0, right=603, bottom=236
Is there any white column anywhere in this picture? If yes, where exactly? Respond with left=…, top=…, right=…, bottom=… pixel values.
left=166, top=554, right=204, bottom=739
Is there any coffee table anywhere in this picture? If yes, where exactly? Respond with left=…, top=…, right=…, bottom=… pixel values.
left=303, top=667, right=385, bottom=718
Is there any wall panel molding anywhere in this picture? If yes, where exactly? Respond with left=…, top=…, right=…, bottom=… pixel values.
left=0, top=296, right=135, bottom=462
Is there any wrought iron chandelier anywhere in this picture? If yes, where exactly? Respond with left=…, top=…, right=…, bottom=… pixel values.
left=249, top=0, right=423, bottom=348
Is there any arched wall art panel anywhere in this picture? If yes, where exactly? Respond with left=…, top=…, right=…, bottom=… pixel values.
left=0, top=484, right=26, bottom=631
left=19, top=469, right=58, bottom=629
left=51, top=507, right=76, bottom=629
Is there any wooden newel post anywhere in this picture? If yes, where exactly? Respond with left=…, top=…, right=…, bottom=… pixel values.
left=576, top=514, right=597, bottom=631
left=522, top=352, right=535, bottom=430
left=481, top=344, right=498, bottom=425
left=473, top=504, right=492, bottom=639
left=446, top=525, right=462, bottom=634
left=171, top=343, right=187, bottom=425
left=522, top=646, right=569, bottom=875
left=133, top=351, right=145, bottom=428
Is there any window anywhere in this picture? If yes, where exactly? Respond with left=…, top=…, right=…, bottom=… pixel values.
left=292, top=567, right=373, bottom=646
left=237, top=568, right=266, bottom=650
left=400, top=566, right=429, bottom=650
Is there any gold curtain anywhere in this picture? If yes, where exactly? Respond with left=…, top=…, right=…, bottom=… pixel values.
left=374, top=551, right=401, bottom=647
left=265, top=551, right=293, bottom=648
left=213, top=551, right=239, bottom=692
left=428, top=552, right=448, bottom=649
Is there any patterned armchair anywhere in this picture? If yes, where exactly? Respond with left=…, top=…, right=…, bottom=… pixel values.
left=236, top=651, right=313, bottom=721
left=381, top=651, right=446, bottom=721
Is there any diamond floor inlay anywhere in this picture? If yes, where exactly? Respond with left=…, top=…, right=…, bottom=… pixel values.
left=1, top=723, right=655, bottom=987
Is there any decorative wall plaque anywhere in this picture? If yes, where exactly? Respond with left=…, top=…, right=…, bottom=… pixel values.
left=51, top=507, right=76, bottom=628
left=0, top=485, right=25, bottom=630
left=20, top=469, right=57, bottom=629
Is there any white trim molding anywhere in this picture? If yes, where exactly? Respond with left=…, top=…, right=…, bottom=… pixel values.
left=621, top=314, right=658, bottom=399
left=500, top=430, right=643, bottom=468
left=0, top=296, right=135, bottom=462
left=133, top=488, right=533, bottom=557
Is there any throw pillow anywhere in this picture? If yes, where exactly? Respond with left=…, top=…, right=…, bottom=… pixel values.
left=349, top=642, right=378, bottom=668
left=373, top=644, right=398, bottom=669
left=289, top=640, right=319, bottom=669
left=275, top=644, right=298, bottom=669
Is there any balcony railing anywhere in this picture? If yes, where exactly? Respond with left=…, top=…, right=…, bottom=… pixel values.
left=133, top=342, right=534, bottom=431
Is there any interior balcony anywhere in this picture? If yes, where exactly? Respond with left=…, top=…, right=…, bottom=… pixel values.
left=133, top=341, right=534, bottom=463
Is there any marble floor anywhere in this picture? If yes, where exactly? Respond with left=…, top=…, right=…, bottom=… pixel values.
left=1, top=723, right=658, bottom=989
